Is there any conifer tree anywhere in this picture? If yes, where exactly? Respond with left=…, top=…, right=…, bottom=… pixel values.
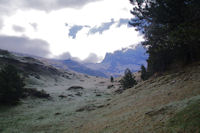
left=129, top=0, right=200, bottom=73
left=0, top=65, right=25, bottom=105
left=120, top=68, right=137, bottom=89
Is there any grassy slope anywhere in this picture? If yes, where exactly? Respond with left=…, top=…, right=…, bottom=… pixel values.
left=77, top=62, right=200, bottom=133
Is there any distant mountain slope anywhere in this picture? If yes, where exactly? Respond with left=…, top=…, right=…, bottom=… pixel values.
left=5, top=50, right=108, bottom=78
left=0, top=49, right=81, bottom=87
left=85, top=45, right=148, bottom=77
left=49, top=59, right=108, bottom=78
left=0, top=49, right=61, bottom=76
left=1, top=45, right=147, bottom=78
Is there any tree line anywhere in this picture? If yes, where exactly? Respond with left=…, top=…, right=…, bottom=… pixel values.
left=129, top=0, right=200, bottom=77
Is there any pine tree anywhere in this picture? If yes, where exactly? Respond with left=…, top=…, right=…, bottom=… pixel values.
left=141, top=65, right=149, bottom=80
left=129, top=0, right=200, bottom=73
left=120, top=68, right=137, bottom=89
left=110, top=76, right=114, bottom=82
left=0, top=65, right=25, bottom=105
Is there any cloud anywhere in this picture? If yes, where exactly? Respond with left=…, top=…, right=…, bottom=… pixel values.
left=0, top=0, right=142, bottom=61
left=54, top=52, right=82, bottom=62
left=0, top=18, right=3, bottom=29
left=0, top=35, right=50, bottom=57
left=54, top=52, right=72, bottom=60
left=83, top=53, right=102, bottom=63
left=88, top=19, right=115, bottom=34
left=29, top=23, right=38, bottom=31
left=12, top=25, right=25, bottom=32
left=0, top=0, right=102, bottom=13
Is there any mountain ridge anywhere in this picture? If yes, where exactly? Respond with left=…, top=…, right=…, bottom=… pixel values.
left=85, top=45, right=148, bottom=77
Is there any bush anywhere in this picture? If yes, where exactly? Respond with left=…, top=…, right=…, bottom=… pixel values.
left=120, top=68, right=137, bottom=89
left=0, top=65, right=25, bottom=105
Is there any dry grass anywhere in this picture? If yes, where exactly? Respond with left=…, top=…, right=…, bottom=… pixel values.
left=77, top=63, right=200, bottom=133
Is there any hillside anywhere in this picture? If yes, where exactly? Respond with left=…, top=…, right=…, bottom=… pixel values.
left=77, top=62, right=200, bottom=132
left=0, top=49, right=199, bottom=133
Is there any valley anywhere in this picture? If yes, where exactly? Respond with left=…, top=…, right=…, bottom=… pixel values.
left=0, top=50, right=200, bottom=133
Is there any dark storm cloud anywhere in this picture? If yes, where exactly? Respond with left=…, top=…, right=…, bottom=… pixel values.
left=12, top=25, right=25, bottom=32
left=88, top=19, right=115, bottom=35
left=0, top=35, right=50, bottom=57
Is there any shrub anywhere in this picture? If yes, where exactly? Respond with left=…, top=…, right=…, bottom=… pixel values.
left=0, top=65, right=25, bottom=105
left=120, top=68, right=137, bottom=89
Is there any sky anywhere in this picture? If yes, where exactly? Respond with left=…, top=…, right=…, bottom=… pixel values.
left=0, top=0, right=144, bottom=63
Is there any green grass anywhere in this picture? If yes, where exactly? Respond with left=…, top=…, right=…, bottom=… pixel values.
left=167, top=100, right=200, bottom=133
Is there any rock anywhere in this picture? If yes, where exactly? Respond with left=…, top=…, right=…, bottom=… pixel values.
left=99, top=81, right=105, bottom=84
left=37, top=116, right=44, bottom=120
left=68, top=94, right=74, bottom=97
left=68, top=86, right=84, bottom=91
left=96, top=94, right=101, bottom=96
left=24, top=88, right=50, bottom=99
left=76, top=105, right=96, bottom=112
left=115, top=88, right=124, bottom=94
left=59, top=95, right=67, bottom=98
left=75, top=92, right=82, bottom=96
left=76, top=108, right=85, bottom=112
left=145, top=106, right=169, bottom=116
left=107, top=85, right=114, bottom=89
left=97, top=105, right=105, bottom=108
left=171, top=80, right=176, bottom=84
left=54, top=112, right=61, bottom=115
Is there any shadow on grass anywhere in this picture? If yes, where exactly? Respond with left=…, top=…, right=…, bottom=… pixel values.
left=166, top=99, right=200, bottom=133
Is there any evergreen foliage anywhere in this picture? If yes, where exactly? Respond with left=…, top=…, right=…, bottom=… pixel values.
left=120, top=68, right=137, bottom=89
left=140, top=65, right=150, bottom=80
left=0, top=65, right=25, bottom=105
left=129, top=0, right=200, bottom=74
left=110, top=76, right=114, bottom=82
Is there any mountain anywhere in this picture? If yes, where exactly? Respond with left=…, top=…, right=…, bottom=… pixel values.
left=54, top=59, right=108, bottom=78
left=85, top=45, right=148, bottom=77
left=6, top=50, right=108, bottom=78
left=0, top=49, right=81, bottom=88
left=42, top=58, right=107, bottom=78
left=3, top=45, right=147, bottom=78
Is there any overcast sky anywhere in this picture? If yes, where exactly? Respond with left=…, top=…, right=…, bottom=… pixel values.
left=0, top=0, right=143, bottom=63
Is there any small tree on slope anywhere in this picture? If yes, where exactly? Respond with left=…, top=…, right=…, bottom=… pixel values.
left=120, top=68, right=137, bottom=89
